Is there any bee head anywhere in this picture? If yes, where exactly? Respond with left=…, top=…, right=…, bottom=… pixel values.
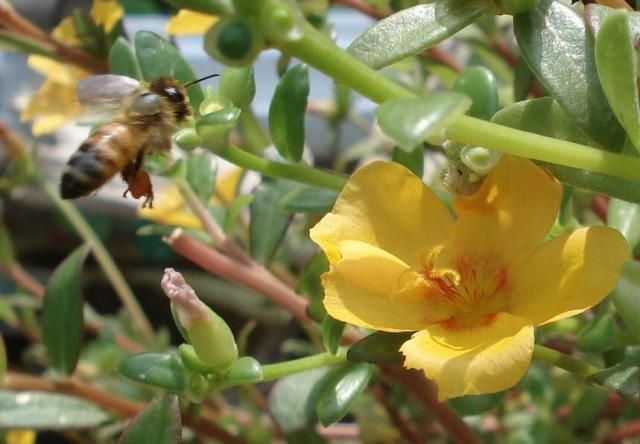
left=149, top=78, right=191, bottom=122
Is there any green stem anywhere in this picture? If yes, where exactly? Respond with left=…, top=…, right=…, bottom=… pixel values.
left=41, top=182, right=155, bottom=343
left=209, top=143, right=348, bottom=191
left=261, top=348, right=347, bottom=382
left=239, top=108, right=270, bottom=153
left=532, top=345, right=600, bottom=380
left=276, top=22, right=640, bottom=183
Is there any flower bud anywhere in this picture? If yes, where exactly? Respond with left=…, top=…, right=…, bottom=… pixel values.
left=460, top=146, right=502, bottom=176
left=196, top=106, right=242, bottom=147
left=174, top=128, right=203, bottom=151
left=204, top=17, right=264, bottom=67
left=259, top=0, right=305, bottom=42
left=493, top=0, right=540, bottom=15
left=162, top=268, right=238, bottom=372
left=219, top=67, right=256, bottom=109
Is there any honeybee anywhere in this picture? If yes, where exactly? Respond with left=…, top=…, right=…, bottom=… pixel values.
left=60, top=74, right=214, bottom=208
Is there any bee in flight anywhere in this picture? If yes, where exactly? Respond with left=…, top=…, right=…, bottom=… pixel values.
left=60, top=73, right=216, bottom=208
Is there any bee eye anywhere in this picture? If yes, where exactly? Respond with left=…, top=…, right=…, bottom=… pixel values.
left=164, top=87, right=184, bottom=103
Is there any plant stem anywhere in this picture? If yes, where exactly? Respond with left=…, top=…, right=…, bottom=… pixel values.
left=209, top=143, right=348, bottom=191
left=276, top=22, right=640, bottom=183
left=532, top=345, right=600, bottom=380
left=261, top=348, right=348, bottom=382
left=41, top=182, right=155, bottom=343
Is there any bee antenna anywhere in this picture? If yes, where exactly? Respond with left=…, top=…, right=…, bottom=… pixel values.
left=185, top=74, right=220, bottom=88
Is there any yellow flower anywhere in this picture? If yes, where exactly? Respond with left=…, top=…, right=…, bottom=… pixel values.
left=6, top=430, right=36, bottom=444
left=138, top=184, right=202, bottom=229
left=310, top=156, right=629, bottom=400
left=166, top=10, right=218, bottom=35
left=90, top=0, right=124, bottom=33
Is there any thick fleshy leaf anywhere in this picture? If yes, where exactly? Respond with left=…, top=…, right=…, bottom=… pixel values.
left=510, top=227, right=629, bottom=325
left=347, top=331, right=412, bottom=364
left=514, top=0, right=625, bottom=150
left=449, top=392, right=505, bottom=416
left=250, top=179, right=296, bottom=264
left=279, top=186, right=339, bottom=214
left=586, top=4, right=640, bottom=40
left=586, top=357, right=640, bottom=402
left=607, top=199, right=640, bottom=249
left=118, top=353, right=187, bottom=392
left=223, top=194, right=254, bottom=233
left=348, top=1, right=489, bottom=69
left=109, top=37, right=142, bottom=79
left=321, top=315, right=345, bottom=355
left=220, top=66, right=255, bottom=109
left=401, top=313, right=534, bottom=400
left=611, top=261, right=640, bottom=342
left=594, top=12, right=640, bottom=153
left=0, top=391, right=109, bottom=429
left=299, top=254, right=330, bottom=322
left=492, top=98, right=640, bottom=203
left=452, top=66, right=498, bottom=120
left=268, top=368, right=330, bottom=433
left=567, top=386, right=608, bottom=430
left=314, top=363, right=374, bottom=426
left=269, top=64, right=309, bottom=162
left=42, top=244, right=90, bottom=375
left=376, top=93, right=471, bottom=151
left=513, top=56, right=536, bottom=101
left=310, top=161, right=452, bottom=268
left=134, top=31, right=203, bottom=108
left=392, top=145, right=424, bottom=177
left=576, top=313, right=615, bottom=353
left=186, top=151, right=217, bottom=204
left=222, top=356, right=264, bottom=387
left=119, top=394, right=180, bottom=444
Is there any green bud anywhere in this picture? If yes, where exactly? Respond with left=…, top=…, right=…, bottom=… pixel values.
left=460, top=146, right=502, bottom=176
left=220, top=66, right=256, bottom=109
left=259, top=0, right=305, bottom=43
left=179, top=343, right=216, bottom=374
left=174, top=128, right=203, bottom=151
left=204, top=17, right=264, bottom=67
left=493, top=0, right=540, bottom=15
left=199, top=88, right=234, bottom=115
left=196, top=106, right=242, bottom=147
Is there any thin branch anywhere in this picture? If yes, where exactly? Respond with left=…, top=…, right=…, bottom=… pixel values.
left=164, top=229, right=311, bottom=326
left=5, top=263, right=44, bottom=299
left=5, top=372, right=245, bottom=444
left=371, top=384, right=423, bottom=444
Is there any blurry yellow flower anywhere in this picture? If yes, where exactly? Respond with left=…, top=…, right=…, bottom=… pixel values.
left=51, top=17, right=80, bottom=46
left=310, top=156, right=629, bottom=400
left=20, top=56, right=89, bottom=136
left=139, top=185, right=202, bottom=229
left=90, top=0, right=124, bottom=33
left=166, top=10, right=218, bottom=35
left=216, top=165, right=243, bottom=204
left=6, top=430, right=36, bottom=444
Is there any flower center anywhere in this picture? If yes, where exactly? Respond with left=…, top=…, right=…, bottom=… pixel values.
left=419, top=245, right=510, bottom=322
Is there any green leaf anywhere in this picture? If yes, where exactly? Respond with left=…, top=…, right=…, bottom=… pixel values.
left=321, top=315, right=345, bottom=355
left=347, top=1, right=489, bottom=69
left=567, top=386, right=608, bottom=430
left=268, top=368, right=330, bottom=433
left=347, top=331, right=412, bottom=364
left=376, top=93, right=471, bottom=151
left=576, top=313, right=615, bottom=353
left=134, top=31, right=204, bottom=108
left=611, top=261, right=640, bottom=343
left=0, top=220, right=15, bottom=266
left=514, top=0, right=626, bottom=150
left=118, top=353, right=186, bottom=392
left=607, top=199, right=640, bottom=249
left=452, top=66, right=498, bottom=120
left=222, top=356, right=264, bottom=387
left=220, top=67, right=256, bottom=109
left=595, top=12, right=640, bottom=153
left=0, top=391, right=109, bottom=429
left=586, top=357, right=640, bottom=402
left=249, top=179, right=296, bottom=264
left=109, top=37, right=142, bottom=80
left=269, top=64, right=309, bottom=162
left=279, top=186, right=338, bottom=214
left=449, top=392, right=505, bottom=416
left=585, top=4, right=640, bottom=40
left=491, top=97, right=640, bottom=202
left=392, top=145, right=424, bottom=177
left=42, top=244, right=90, bottom=375
left=119, top=394, right=181, bottom=444
left=186, top=152, right=217, bottom=203
left=513, top=56, right=536, bottom=102
left=224, top=194, right=254, bottom=233
left=299, top=254, right=330, bottom=322
left=315, top=363, right=374, bottom=426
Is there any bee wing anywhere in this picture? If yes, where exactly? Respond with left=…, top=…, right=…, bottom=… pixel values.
left=77, top=75, right=141, bottom=119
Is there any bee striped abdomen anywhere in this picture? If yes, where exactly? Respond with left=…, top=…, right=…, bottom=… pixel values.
left=60, top=123, right=139, bottom=199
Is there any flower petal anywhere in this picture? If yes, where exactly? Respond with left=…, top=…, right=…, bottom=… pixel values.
left=166, top=10, right=218, bottom=35
left=400, top=313, right=533, bottom=400
left=310, top=161, right=452, bottom=268
left=90, top=0, right=124, bottom=33
left=51, top=17, right=80, bottom=46
left=509, top=226, right=629, bottom=325
left=452, top=155, right=561, bottom=265
left=323, top=240, right=453, bottom=331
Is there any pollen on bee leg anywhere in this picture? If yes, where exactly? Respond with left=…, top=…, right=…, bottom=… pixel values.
left=123, top=169, right=154, bottom=208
